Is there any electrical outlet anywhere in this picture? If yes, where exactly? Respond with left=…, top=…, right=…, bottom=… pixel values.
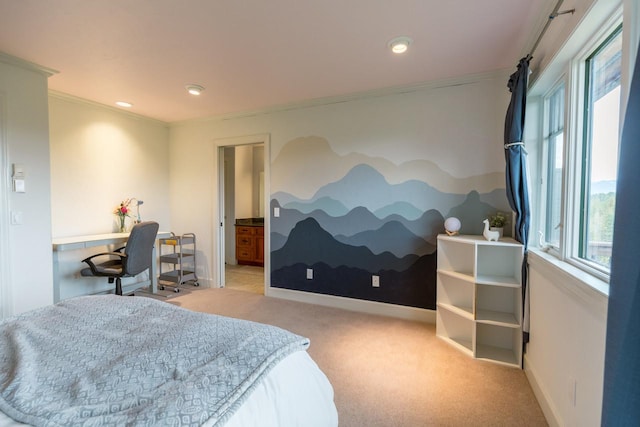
left=372, top=275, right=380, bottom=287
left=306, top=268, right=313, bottom=280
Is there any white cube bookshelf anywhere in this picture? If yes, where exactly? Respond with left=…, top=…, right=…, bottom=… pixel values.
left=436, top=234, right=524, bottom=368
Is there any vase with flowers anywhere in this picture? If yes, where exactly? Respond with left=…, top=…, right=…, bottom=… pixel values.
left=114, top=199, right=131, bottom=233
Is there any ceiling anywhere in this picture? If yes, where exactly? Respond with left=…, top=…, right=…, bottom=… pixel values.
left=0, top=0, right=553, bottom=123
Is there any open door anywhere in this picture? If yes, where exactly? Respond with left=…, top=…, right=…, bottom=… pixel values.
left=215, top=135, right=270, bottom=294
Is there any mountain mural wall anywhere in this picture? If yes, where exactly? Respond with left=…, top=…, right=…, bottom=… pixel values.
left=270, top=136, right=509, bottom=310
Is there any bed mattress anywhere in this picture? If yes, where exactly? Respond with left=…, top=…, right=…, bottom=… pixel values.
left=0, top=295, right=338, bottom=426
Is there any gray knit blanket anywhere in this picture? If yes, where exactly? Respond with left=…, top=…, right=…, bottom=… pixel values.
left=0, top=295, right=309, bottom=426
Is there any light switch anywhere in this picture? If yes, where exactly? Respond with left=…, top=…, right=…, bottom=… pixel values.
left=11, top=211, right=23, bottom=225
left=13, top=179, right=25, bottom=193
left=12, top=163, right=25, bottom=178
left=274, top=207, right=280, bottom=217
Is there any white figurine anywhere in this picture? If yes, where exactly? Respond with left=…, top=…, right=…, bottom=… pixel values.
left=482, top=219, right=500, bottom=241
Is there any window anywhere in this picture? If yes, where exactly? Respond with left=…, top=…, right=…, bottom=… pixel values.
left=580, top=26, right=622, bottom=271
left=543, top=84, right=565, bottom=250
left=538, top=23, right=623, bottom=280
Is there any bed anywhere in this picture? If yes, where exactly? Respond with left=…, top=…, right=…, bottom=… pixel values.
left=0, top=295, right=338, bottom=426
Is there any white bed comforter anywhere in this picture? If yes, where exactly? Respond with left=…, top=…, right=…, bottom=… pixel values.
left=0, top=296, right=337, bottom=427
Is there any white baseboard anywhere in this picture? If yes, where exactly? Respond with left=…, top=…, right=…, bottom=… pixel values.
left=265, top=287, right=436, bottom=323
left=524, top=354, right=560, bottom=427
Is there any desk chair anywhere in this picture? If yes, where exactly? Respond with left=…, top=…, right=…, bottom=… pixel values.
left=81, top=221, right=159, bottom=295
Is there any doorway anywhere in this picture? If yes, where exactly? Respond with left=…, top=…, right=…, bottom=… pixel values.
left=216, top=135, right=269, bottom=295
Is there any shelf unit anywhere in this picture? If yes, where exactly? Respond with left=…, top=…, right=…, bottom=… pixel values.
left=436, top=234, right=523, bottom=368
left=158, top=233, right=199, bottom=292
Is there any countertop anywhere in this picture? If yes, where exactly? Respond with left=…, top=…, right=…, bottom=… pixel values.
left=235, top=218, right=264, bottom=226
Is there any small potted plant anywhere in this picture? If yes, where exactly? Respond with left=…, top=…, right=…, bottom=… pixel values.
left=489, top=212, right=508, bottom=238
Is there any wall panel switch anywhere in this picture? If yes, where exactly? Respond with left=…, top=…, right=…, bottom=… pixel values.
left=274, top=207, right=280, bottom=217
left=306, top=268, right=313, bottom=279
left=10, top=211, right=23, bottom=225
left=13, top=179, right=26, bottom=193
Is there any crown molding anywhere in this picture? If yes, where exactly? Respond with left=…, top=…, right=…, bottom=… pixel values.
left=0, top=51, right=58, bottom=77
left=48, top=90, right=169, bottom=128
left=171, top=69, right=511, bottom=127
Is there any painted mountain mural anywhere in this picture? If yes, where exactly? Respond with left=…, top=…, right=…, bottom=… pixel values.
left=270, top=136, right=510, bottom=310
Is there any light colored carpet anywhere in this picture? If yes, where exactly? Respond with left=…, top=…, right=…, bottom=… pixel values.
left=168, top=288, right=548, bottom=427
left=135, top=281, right=200, bottom=300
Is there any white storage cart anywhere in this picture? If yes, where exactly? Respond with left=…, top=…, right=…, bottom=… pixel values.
left=158, top=232, right=199, bottom=292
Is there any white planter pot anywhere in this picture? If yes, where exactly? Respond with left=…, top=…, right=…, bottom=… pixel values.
left=490, top=227, right=504, bottom=239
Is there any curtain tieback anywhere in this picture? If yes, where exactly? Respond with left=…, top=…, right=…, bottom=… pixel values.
left=504, top=142, right=525, bottom=148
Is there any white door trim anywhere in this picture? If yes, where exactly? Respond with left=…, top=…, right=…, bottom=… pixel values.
left=0, top=92, right=13, bottom=319
left=213, top=134, right=270, bottom=292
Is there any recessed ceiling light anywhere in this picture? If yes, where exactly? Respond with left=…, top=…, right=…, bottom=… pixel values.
left=186, top=84, right=205, bottom=96
left=388, top=36, right=412, bottom=54
left=115, top=101, right=133, bottom=108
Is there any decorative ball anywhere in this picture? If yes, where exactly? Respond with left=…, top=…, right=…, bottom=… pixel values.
left=444, top=217, right=461, bottom=236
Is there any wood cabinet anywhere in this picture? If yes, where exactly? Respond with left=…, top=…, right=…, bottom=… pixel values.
left=436, top=234, right=523, bottom=368
left=235, top=225, right=264, bottom=266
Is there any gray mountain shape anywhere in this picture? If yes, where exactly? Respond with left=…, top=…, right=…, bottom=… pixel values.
left=271, top=217, right=419, bottom=273
left=311, top=164, right=464, bottom=213
left=271, top=136, right=504, bottom=197
left=374, top=202, right=424, bottom=221
left=334, top=220, right=437, bottom=257
left=445, top=191, right=510, bottom=236
left=275, top=163, right=510, bottom=220
left=282, top=196, right=350, bottom=217
left=271, top=199, right=444, bottom=252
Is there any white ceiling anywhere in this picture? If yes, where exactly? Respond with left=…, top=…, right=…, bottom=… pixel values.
left=0, top=0, right=554, bottom=123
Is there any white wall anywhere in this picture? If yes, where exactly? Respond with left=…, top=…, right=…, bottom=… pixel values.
left=0, top=55, right=54, bottom=316
left=526, top=253, right=608, bottom=426
left=168, top=73, right=509, bottom=296
left=234, top=145, right=253, bottom=219
left=252, top=145, right=264, bottom=218
left=224, top=147, right=236, bottom=265
left=48, top=94, right=171, bottom=299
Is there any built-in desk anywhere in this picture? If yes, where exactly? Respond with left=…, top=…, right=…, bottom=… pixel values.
left=52, top=231, right=171, bottom=302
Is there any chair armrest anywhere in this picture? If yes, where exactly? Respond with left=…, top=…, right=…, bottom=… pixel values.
left=81, top=252, right=127, bottom=275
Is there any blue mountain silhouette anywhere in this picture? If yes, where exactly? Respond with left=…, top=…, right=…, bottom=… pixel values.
left=275, top=164, right=466, bottom=215
left=271, top=217, right=419, bottom=273
left=270, top=199, right=444, bottom=251
left=283, top=196, right=350, bottom=217
left=334, top=220, right=436, bottom=257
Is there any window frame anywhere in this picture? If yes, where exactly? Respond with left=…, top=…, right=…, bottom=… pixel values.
left=541, top=81, right=567, bottom=255
left=578, top=24, right=623, bottom=273
left=538, top=12, right=624, bottom=284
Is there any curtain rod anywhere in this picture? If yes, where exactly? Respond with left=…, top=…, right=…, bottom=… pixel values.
left=527, top=0, right=575, bottom=61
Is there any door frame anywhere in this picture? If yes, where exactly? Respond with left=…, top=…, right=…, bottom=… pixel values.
left=214, top=134, right=270, bottom=293
left=0, top=94, right=11, bottom=319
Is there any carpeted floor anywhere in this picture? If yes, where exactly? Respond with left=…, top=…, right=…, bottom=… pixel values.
left=168, top=287, right=548, bottom=427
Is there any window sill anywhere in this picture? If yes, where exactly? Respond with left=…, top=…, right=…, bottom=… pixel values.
left=528, top=249, right=609, bottom=316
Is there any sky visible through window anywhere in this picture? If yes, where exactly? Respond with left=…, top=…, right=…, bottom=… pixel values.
left=585, top=30, right=621, bottom=268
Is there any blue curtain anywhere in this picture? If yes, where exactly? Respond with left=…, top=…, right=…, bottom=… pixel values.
left=504, top=57, right=531, bottom=247
left=504, top=57, right=532, bottom=346
left=601, top=45, right=640, bottom=425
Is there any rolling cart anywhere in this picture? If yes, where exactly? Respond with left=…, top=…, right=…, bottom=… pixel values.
left=158, top=232, right=199, bottom=292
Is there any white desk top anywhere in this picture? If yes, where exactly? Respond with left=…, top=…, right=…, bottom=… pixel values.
left=52, top=231, right=172, bottom=251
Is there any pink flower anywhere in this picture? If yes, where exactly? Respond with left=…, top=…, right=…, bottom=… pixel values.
left=114, top=199, right=132, bottom=217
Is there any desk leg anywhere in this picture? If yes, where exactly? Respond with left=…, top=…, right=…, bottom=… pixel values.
left=53, top=250, right=60, bottom=303
left=150, top=242, right=158, bottom=294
